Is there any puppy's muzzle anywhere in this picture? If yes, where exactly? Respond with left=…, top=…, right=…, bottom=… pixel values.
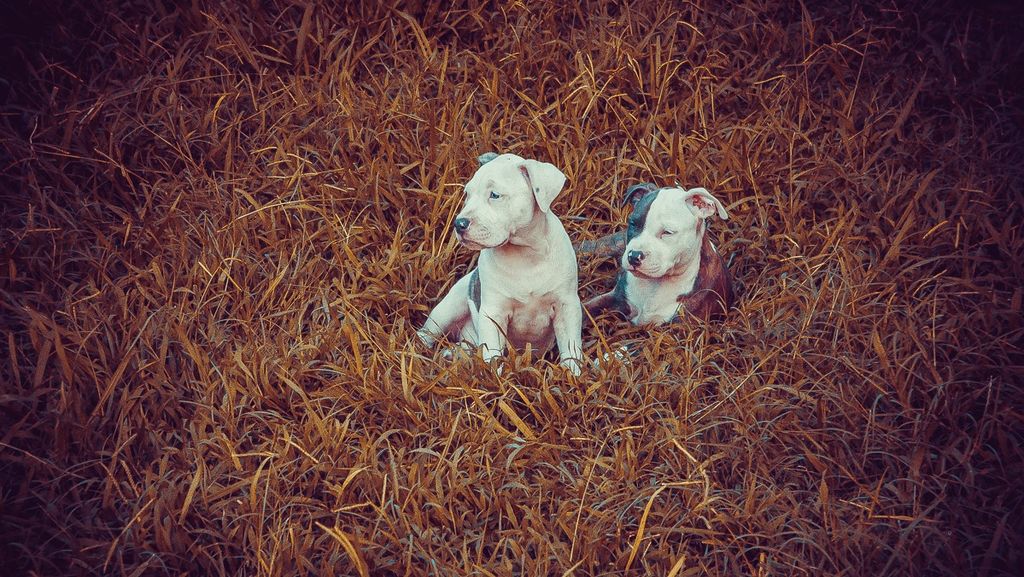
left=627, top=250, right=645, bottom=268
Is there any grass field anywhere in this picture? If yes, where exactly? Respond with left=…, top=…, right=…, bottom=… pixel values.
left=2, top=1, right=1022, bottom=575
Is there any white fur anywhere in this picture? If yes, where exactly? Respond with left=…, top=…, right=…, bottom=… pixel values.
left=418, top=153, right=583, bottom=375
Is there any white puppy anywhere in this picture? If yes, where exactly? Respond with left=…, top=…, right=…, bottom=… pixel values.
left=417, top=153, right=583, bottom=375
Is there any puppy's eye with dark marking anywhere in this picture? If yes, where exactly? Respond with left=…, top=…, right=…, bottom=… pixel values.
left=489, top=191, right=500, bottom=200
left=662, top=230, right=675, bottom=236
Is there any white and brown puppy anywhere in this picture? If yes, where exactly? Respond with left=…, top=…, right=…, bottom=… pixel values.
left=417, top=153, right=583, bottom=375
left=584, top=183, right=734, bottom=325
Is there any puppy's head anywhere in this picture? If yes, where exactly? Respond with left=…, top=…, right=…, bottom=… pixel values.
left=453, top=153, right=566, bottom=249
left=621, top=185, right=728, bottom=278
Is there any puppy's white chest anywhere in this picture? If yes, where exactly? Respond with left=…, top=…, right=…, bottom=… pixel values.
left=496, top=269, right=569, bottom=349
left=624, top=274, right=686, bottom=325
left=507, top=292, right=558, bottom=347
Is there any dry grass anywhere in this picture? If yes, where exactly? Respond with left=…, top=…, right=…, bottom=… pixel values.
left=1, top=1, right=1022, bottom=575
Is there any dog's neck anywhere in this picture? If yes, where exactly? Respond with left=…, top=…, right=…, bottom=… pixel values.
left=501, top=210, right=552, bottom=256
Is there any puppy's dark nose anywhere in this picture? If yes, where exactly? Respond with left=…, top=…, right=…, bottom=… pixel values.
left=627, top=250, right=644, bottom=267
left=454, top=217, right=470, bottom=233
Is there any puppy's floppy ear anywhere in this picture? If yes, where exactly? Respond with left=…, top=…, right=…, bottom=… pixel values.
left=519, top=159, right=566, bottom=213
left=622, top=182, right=657, bottom=207
left=477, top=152, right=499, bottom=166
left=683, top=187, right=729, bottom=220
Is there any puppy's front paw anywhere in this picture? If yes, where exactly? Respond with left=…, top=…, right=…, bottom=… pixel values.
left=440, top=342, right=474, bottom=361
left=416, top=329, right=436, bottom=349
left=560, top=357, right=582, bottom=377
left=592, top=345, right=632, bottom=369
left=480, top=349, right=508, bottom=376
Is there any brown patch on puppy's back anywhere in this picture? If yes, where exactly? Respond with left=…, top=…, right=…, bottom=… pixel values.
left=676, top=235, right=734, bottom=320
